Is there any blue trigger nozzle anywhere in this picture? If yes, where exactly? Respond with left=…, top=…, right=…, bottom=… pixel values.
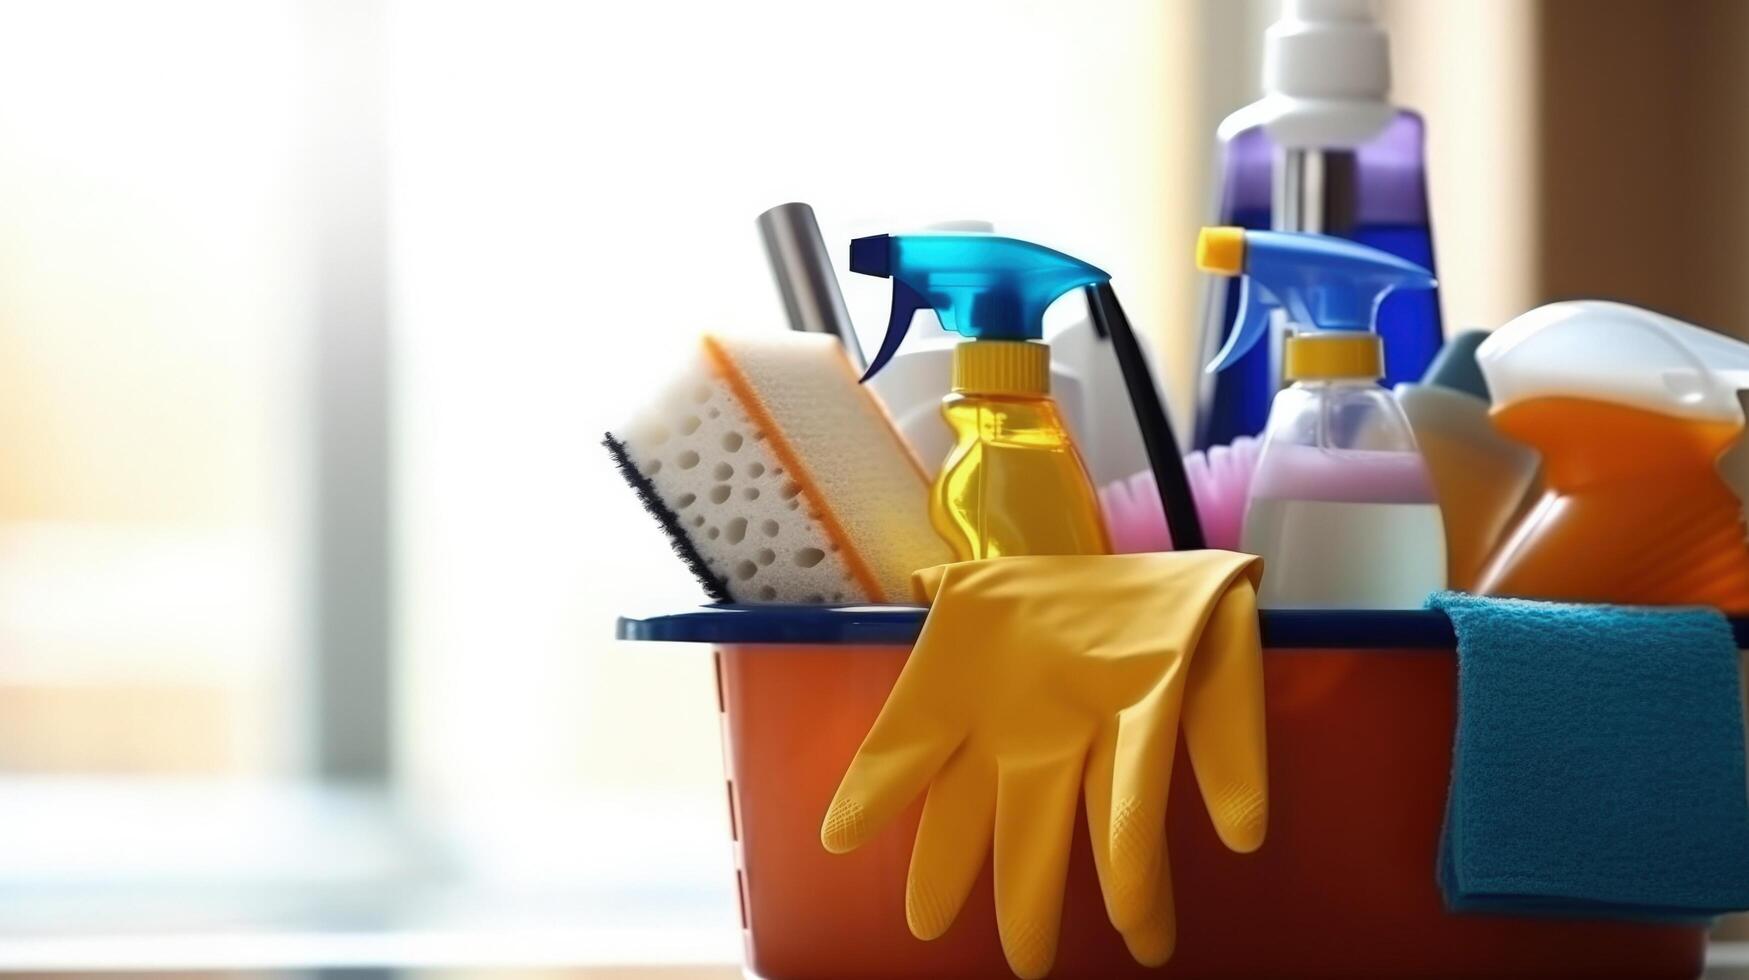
left=851, top=232, right=1110, bottom=383
left=1197, top=226, right=1436, bottom=374
left=849, top=234, right=891, bottom=278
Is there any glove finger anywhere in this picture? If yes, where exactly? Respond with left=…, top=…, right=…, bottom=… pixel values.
left=1082, top=722, right=1118, bottom=915
left=823, top=565, right=982, bottom=855
left=821, top=720, right=962, bottom=854
left=1090, top=718, right=1177, bottom=963
left=1105, top=684, right=1186, bottom=931
left=994, top=752, right=1083, bottom=980
left=906, top=747, right=996, bottom=940
left=1183, top=575, right=1268, bottom=853
left=1118, top=833, right=1178, bottom=967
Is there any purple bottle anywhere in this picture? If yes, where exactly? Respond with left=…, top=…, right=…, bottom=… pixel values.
left=1193, top=0, right=1443, bottom=449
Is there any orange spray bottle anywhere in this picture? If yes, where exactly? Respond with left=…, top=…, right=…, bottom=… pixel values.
left=1474, top=301, right=1749, bottom=611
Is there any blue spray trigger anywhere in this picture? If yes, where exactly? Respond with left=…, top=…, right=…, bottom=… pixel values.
left=1207, top=277, right=1276, bottom=373
left=1200, top=227, right=1436, bottom=374
left=859, top=280, right=930, bottom=382
left=851, top=232, right=1109, bottom=382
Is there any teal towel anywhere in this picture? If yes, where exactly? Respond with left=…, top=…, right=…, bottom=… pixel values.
left=1428, top=591, right=1749, bottom=921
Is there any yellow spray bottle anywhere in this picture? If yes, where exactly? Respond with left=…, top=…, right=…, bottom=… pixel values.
left=852, top=232, right=1110, bottom=559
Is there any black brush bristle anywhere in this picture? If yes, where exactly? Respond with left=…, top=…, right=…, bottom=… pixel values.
left=603, top=432, right=732, bottom=602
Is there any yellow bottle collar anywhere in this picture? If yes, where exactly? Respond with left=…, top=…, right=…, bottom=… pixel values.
left=952, top=340, right=1050, bottom=394
left=1284, top=333, right=1383, bottom=381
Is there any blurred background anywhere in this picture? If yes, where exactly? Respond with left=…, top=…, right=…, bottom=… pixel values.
left=0, top=0, right=1741, bottom=971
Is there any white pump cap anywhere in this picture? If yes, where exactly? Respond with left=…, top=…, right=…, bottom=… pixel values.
left=1223, top=0, right=1395, bottom=148
left=1266, top=0, right=1390, bottom=101
left=1477, top=300, right=1749, bottom=425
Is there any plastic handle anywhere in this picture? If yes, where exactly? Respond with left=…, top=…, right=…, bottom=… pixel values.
left=1086, top=283, right=1206, bottom=550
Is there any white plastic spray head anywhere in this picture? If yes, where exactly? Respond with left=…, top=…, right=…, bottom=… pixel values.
left=1264, top=0, right=1389, bottom=102
left=1224, top=0, right=1395, bottom=147
left=1478, top=300, right=1749, bottom=426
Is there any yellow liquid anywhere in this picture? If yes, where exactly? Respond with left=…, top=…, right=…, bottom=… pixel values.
left=932, top=390, right=1110, bottom=560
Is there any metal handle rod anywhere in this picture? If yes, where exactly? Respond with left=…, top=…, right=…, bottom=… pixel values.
left=1270, top=149, right=1360, bottom=393
left=757, top=202, right=865, bottom=369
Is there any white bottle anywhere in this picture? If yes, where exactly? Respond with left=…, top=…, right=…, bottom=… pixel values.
left=1199, top=224, right=1446, bottom=608
left=1243, top=355, right=1446, bottom=608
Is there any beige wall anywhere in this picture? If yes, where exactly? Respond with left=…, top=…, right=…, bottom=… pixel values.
left=1536, top=0, right=1749, bottom=336
left=1382, top=0, right=1540, bottom=333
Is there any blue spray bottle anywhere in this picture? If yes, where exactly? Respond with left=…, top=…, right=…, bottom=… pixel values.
left=1198, top=226, right=1444, bottom=608
left=1193, top=0, right=1444, bottom=449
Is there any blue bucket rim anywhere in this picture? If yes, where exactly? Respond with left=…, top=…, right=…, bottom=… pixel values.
left=618, top=603, right=1749, bottom=650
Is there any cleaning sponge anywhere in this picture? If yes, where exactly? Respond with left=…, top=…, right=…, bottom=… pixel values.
left=606, top=333, right=950, bottom=604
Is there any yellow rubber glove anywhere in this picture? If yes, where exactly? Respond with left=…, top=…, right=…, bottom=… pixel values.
left=819, top=552, right=1268, bottom=979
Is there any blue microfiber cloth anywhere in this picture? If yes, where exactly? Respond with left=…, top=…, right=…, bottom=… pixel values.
left=1428, top=591, right=1749, bottom=922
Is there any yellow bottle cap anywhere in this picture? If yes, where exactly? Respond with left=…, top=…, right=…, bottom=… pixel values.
left=1196, top=226, right=1246, bottom=276
left=1285, top=333, right=1383, bottom=381
left=953, top=340, right=1049, bottom=394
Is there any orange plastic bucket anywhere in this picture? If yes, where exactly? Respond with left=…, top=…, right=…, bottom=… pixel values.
left=622, top=607, right=1706, bottom=979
